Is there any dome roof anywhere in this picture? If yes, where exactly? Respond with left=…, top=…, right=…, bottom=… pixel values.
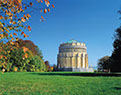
left=66, top=39, right=79, bottom=43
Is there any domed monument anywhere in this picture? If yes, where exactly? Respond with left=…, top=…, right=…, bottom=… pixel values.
left=57, top=39, right=93, bottom=72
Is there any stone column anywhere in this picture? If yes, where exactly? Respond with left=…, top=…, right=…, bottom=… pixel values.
left=65, top=54, right=69, bottom=68
left=81, top=56, right=83, bottom=68
left=81, top=54, right=85, bottom=68
left=57, top=56, right=60, bottom=68
left=76, top=53, right=80, bottom=68
left=86, top=58, right=88, bottom=68
left=85, top=54, right=88, bottom=68
left=71, top=54, right=75, bottom=68
left=59, top=57, right=62, bottom=68
left=65, top=55, right=67, bottom=68
left=70, top=57, right=72, bottom=68
left=80, top=57, right=82, bottom=68
left=61, top=54, right=64, bottom=68
left=76, top=57, right=78, bottom=68
left=62, top=56, right=65, bottom=68
left=83, top=56, right=85, bottom=68
left=85, top=57, right=87, bottom=68
left=72, top=57, right=75, bottom=68
left=66, top=56, right=70, bottom=68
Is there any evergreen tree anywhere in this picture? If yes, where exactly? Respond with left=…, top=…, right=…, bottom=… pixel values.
left=111, top=10, right=121, bottom=72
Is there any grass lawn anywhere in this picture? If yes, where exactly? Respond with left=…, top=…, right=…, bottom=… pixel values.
left=0, top=72, right=121, bottom=95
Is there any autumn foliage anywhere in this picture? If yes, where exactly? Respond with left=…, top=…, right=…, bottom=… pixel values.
left=0, top=0, right=54, bottom=41
left=0, top=40, right=46, bottom=72
left=0, top=0, right=54, bottom=73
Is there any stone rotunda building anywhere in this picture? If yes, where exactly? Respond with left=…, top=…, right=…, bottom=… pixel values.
left=57, top=39, right=93, bottom=72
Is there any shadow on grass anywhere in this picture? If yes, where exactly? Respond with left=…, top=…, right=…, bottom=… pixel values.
left=113, top=87, right=121, bottom=90
left=29, top=72, right=121, bottom=77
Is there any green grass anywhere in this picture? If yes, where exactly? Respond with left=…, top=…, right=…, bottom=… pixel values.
left=0, top=72, right=121, bottom=95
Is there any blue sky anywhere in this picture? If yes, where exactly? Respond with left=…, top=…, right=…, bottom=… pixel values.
left=24, top=0, right=121, bottom=66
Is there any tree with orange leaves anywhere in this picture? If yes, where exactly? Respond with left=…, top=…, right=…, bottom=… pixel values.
left=0, top=0, right=54, bottom=73
left=0, top=0, right=54, bottom=42
left=0, top=41, right=46, bottom=72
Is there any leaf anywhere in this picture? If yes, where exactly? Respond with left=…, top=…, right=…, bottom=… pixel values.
left=11, top=42, right=15, bottom=45
left=0, top=55, right=3, bottom=59
left=30, top=2, right=33, bottom=6
left=21, top=17, right=26, bottom=22
left=0, top=15, right=3, bottom=19
left=13, top=33, right=17, bottom=36
left=4, top=56, right=7, bottom=60
left=24, top=34, right=27, bottom=38
left=25, top=7, right=27, bottom=10
left=21, top=32, right=25, bottom=35
left=16, top=38, right=19, bottom=41
left=28, top=26, right=31, bottom=31
left=47, top=9, right=50, bottom=12
left=44, top=9, right=47, bottom=13
left=0, top=34, right=4, bottom=38
left=15, top=15, right=17, bottom=18
left=23, top=47, right=28, bottom=53
left=14, top=67, right=18, bottom=72
left=41, top=16, right=44, bottom=19
left=24, top=14, right=26, bottom=18
left=40, top=10, right=43, bottom=12
left=11, top=38, right=14, bottom=40
left=12, top=21, right=16, bottom=25
left=45, top=1, right=50, bottom=7
left=5, top=33, right=9, bottom=37
left=10, top=34, right=13, bottom=38
left=41, top=16, right=45, bottom=21
left=27, top=14, right=31, bottom=18
left=4, top=17, right=8, bottom=20
left=52, top=4, right=55, bottom=8
left=23, top=53, right=28, bottom=59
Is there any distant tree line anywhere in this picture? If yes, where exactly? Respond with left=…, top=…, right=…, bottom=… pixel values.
left=44, top=61, right=57, bottom=72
